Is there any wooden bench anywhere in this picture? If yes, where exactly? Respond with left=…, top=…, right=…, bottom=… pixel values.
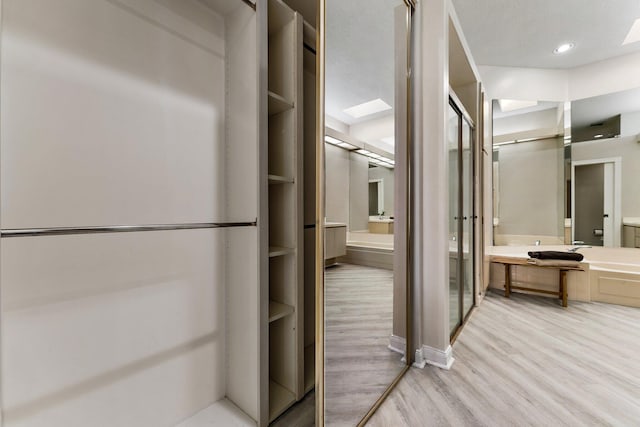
left=491, top=255, right=583, bottom=307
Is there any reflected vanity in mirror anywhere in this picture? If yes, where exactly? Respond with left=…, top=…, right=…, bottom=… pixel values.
left=321, top=0, right=412, bottom=425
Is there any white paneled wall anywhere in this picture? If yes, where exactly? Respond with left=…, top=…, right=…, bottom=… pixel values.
left=2, top=231, right=225, bottom=426
left=0, top=0, right=260, bottom=426
left=1, top=0, right=227, bottom=228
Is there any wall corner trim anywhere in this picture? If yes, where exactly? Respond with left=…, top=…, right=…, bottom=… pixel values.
left=417, top=344, right=454, bottom=370
left=388, top=334, right=406, bottom=355
left=412, top=348, right=427, bottom=369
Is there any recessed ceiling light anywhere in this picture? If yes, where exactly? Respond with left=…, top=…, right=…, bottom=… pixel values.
left=553, top=43, right=574, bottom=54
left=594, top=134, right=604, bottom=138
left=343, top=99, right=392, bottom=119
left=623, top=18, right=640, bottom=45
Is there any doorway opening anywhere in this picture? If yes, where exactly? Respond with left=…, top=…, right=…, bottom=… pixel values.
left=571, top=157, right=622, bottom=247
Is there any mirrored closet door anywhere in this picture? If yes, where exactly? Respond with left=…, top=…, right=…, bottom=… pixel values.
left=319, top=0, right=414, bottom=425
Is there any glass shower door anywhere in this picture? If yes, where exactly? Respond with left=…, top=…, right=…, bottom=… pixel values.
left=448, top=103, right=460, bottom=335
left=462, top=118, right=474, bottom=319
left=449, top=98, right=475, bottom=337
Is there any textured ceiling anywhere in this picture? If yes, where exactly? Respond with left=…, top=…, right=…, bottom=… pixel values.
left=451, top=0, right=640, bottom=69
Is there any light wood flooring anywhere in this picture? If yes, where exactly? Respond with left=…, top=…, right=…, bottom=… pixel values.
left=368, top=290, right=640, bottom=426
left=325, top=263, right=406, bottom=427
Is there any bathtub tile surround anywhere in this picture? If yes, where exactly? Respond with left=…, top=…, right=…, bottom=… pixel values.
left=488, top=245, right=640, bottom=308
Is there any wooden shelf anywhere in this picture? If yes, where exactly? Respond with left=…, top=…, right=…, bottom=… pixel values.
left=267, top=0, right=304, bottom=417
left=304, top=343, right=315, bottom=393
left=269, top=380, right=296, bottom=422
left=268, top=174, right=294, bottom=184
left=269, top=246, right=294, bottom=257
left=268, top=0, right=294, bottom=35
left=269, top=300, right=294, bottom=323
left=268, top=91, right=294, bottom=115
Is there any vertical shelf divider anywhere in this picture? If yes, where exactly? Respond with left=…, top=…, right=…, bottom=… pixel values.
left=266, top=0, right=304, bottom=422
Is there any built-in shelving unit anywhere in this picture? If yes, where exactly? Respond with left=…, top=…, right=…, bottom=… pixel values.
left=267, top=0, right=303, bottom=421
left=301, top=17, right=317, bottom=400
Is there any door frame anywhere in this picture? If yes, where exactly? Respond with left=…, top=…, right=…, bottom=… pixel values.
left=571, top=157, right=622, bottom=247
left=368, top=178, right=385, bottom=216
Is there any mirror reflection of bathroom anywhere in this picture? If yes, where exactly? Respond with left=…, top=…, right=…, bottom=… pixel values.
left=324, top=0, right=408, bottom=424
left=570, top=87, right=640, bottom=249
left=491, top=99, right=568, bottom=247
left=491, top=88, right=640, bottom=251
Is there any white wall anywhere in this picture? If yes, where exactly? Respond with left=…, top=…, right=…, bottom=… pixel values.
left=479, top=65, right=568, bottom=102
left=0, top=0, right=258, bottom=425
left=569, top=51, right=640, bottom=101
left=493, top=108, right=560, bottom=138
left=325, top=143, right=351, bottom=225
left=349, top=114, right=395, bottom=153
left=324, top=143, right=370, bottom=231
left=480, top=51, right=640, bottom=103
left=572, top=136, right=640, bottom=218
left=621, top=111, right=640, bottom=136
left=496, top=138, right=565, bottom=239
left=349, top=153, right=369, bottom=231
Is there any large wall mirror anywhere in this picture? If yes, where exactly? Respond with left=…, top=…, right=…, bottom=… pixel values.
left=320, top=0, right=413, bottom=425
left=570, top=87, right=640, bottom=248
left=491, top=87, right=640, bottom=249
left=491, top=100, right=570, bottom=246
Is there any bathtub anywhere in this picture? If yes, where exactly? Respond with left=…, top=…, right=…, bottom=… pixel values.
left=581, top=247, right=640, bottom=308
left=488, top=245, right=640, bottom=307
left=341, top=232, right=394, bottom=270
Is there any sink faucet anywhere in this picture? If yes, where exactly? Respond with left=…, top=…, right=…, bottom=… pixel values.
left=568, top=245, right=592, bottom=252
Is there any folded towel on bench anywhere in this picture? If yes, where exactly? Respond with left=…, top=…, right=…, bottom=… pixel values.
left=528, top=251, right=584, bottom=261
left=527, top=258, right=581, bottom=268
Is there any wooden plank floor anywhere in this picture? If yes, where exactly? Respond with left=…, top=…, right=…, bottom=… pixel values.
left=368, top=291, right=640, bottom=426
left=324, top=263, right=405, bottom=427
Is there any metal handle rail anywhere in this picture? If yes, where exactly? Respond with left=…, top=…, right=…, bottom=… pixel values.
left=0, top=221, right=257, bottom=238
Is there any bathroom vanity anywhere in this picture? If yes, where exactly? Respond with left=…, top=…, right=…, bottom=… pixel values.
left=325, top=222, right=347, bottom=262
left=368, top=218, right=394, bottom=234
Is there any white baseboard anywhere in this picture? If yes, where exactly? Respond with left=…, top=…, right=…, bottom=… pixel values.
left=415, top=345, right=454, bottom=370
left=388, top=334, right=406, bottom=355
left=412, top=348, right=427, bottom=369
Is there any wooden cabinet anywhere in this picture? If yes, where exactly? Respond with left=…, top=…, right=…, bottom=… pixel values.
left=325, top=223, right=347, bottom=260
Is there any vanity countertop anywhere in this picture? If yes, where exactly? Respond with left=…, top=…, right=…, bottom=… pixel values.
left=623, top=217, right=640, bottom=227
left=368, top=218, right=394, bottom=223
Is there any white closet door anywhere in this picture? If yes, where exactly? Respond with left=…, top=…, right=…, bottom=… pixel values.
left=603, top=162, right=614, bottom=247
